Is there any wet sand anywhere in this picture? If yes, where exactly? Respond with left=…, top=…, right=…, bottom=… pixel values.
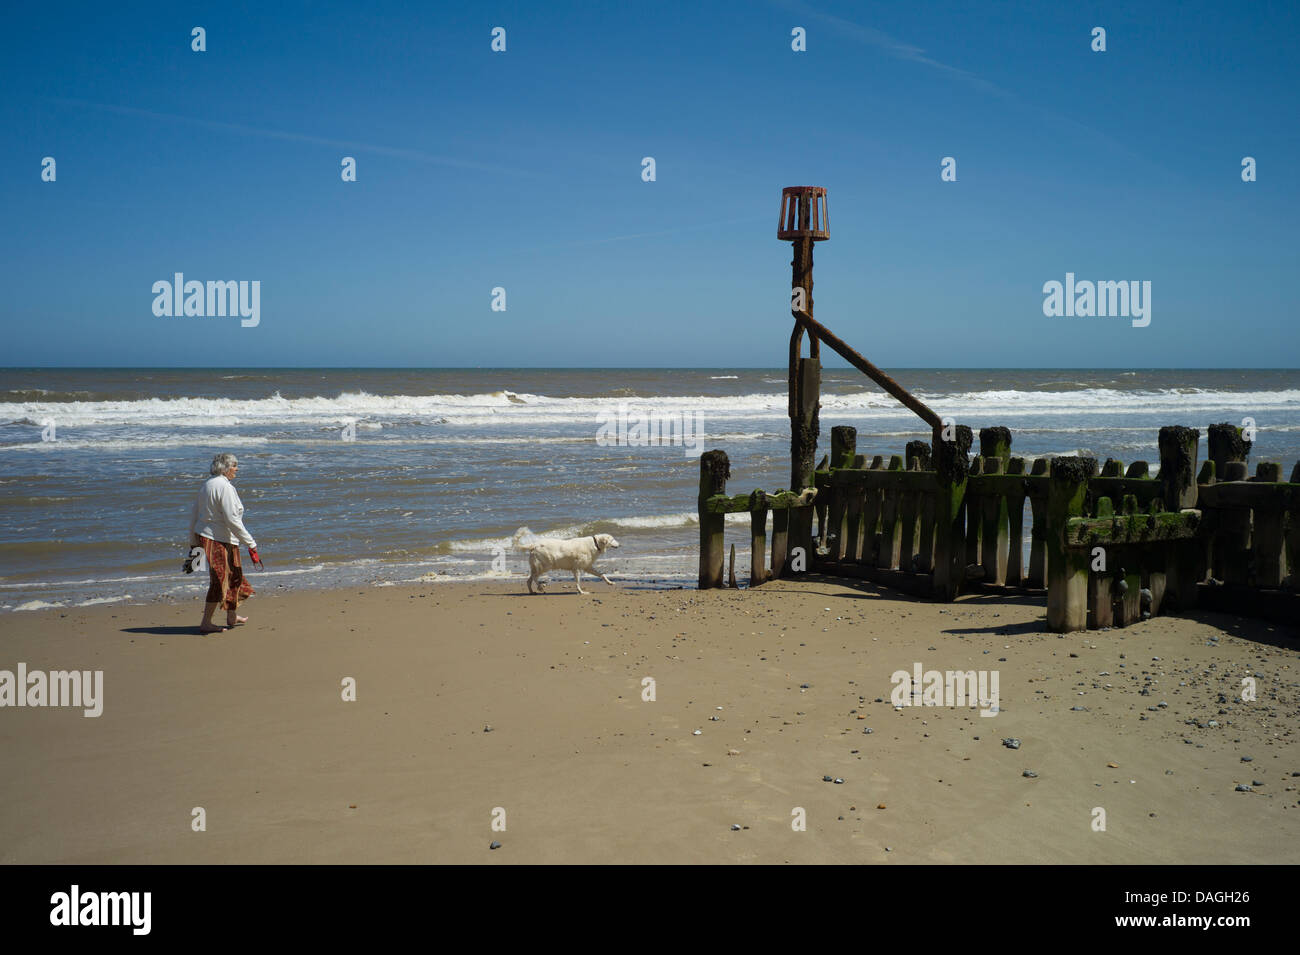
left=1, top=578, right=1297, bottom=864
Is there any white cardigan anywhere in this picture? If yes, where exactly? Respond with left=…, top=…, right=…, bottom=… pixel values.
left=190, top=474, right=257, bottom=549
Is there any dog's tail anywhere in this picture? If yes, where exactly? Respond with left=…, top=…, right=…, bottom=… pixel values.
left=512, top=526, right=538, bottom=551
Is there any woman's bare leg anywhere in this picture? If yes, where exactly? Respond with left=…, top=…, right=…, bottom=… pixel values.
left=200, top=602, right=225, bottom=633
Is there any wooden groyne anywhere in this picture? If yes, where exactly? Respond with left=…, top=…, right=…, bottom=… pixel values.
left=698, top=423, right=1300, bottom=631
left=695, top=185, right=1298, bottom=632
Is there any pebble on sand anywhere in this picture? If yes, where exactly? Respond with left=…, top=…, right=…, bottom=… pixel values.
left=1003, top=738, right=1021, bottom=749
left=490, top=841, right=502, bottom=849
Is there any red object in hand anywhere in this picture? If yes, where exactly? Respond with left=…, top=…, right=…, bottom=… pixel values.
left=249, top=548, right=261, bottom=565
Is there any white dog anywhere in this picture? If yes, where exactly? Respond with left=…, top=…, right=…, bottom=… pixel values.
left=513, top=528, right=620, bottom=594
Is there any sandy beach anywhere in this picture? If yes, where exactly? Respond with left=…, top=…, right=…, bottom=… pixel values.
left=1, top=578, right=1296, bottom=864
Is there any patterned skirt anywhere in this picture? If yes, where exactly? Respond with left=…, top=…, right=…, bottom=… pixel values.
left=202, top=537, right=255, bottom=610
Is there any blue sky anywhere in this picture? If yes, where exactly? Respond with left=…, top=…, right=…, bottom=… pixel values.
left=2, top=0, right=1296, bottom=368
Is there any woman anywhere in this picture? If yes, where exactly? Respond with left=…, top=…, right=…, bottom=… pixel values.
left=188, top=452, right=262, bottom=633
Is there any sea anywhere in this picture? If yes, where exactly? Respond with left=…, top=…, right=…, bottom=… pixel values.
left=2, top=368, right=1297, bottom=611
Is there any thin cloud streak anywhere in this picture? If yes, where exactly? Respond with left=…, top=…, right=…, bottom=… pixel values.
left=560, top=215, right=770, bottom=247
left=45, top=97, right=539, bottom=178
left=772, top=0, right=1008, bottom=96
left=769, top=0, right=1160, bottom=168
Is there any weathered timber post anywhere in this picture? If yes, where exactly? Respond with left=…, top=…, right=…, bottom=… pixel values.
left=1146, top=501, right=1169, bottom=618
left=1158, top=427, right=1200, bottom=510
left=979, top=427, right=1011, bottom=585
left=1006, top=457, right=1027, bottom=586
left=1087, top=496, right=1116, bottom=628
left=980, top=427, right=1012, bottom=464
left=964, top=456, right=983, bottom=569
left=827, top=427, right=856, bottom=559
left=749, top=490, right=769, bottom=586
left=907, top=439, right=934, bottom=573
left=1208, top=421, right=1252, bottom=480
left=1287, top=461, right=1300, bottom=591
left=932, top=425, right=972, bottom=600
left=814, top=453, right=830, bottom=548
left=1027, top=458, right=1050, bottom=588
left=1117, top=494, right=1142, bottom=625
left=878, top=455, right=904, bottom=569
left=830, top=426, right=856, bottom=468
left=1046, top=457, right=1095, bottom=632
left=861, top=457, right=884, bottom=564
left=780, top=187, right=829, bottom=568
left=1252, top=462, right=1285, bottom=587
left=1159, top=426, right=1202, bottom=611
left=771, top=506, right=790, bottom=578
left=1207, top=421, right=1251, bottom=584
left=1220, top=461, right=1252, bottom=586
left=698, top=450, right=730, bottom=589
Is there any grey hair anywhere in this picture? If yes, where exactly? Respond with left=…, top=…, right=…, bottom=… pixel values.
left=210, top=453, right=239, bottom=476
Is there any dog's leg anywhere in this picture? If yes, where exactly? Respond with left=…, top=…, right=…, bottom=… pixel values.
left=599, top=573, right=616, bottom=586
left=574, top=568, right=586, bottom=594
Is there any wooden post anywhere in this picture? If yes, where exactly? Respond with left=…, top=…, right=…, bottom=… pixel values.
left=1088, top=571, right=1114, bottom=629
left=831, top=426, right=857, bottom=469
left=1287, top=460, right=1300, bottom=591
left=1006, top=457, right=1026, bottom=587
left=1027, top=458, right=1050, bottom=588
left=980, top=427, right=1012, bottom=465
left=898, top=459, right=921, bottom=573
left=790, top=356, right=820, bottom=564
left=827, top=427, right=855, bottom=560
left=1208, top=421, right=1251, bottom=481
left=980, top=457, right=1009, bottom=585
left=1158, top=426, right=1200, bottom=511
left=861, top=457, right=884, bottom=564
left=771, top=508, right=789, bottom=579
left=749, top=490, right=769, bottom=587
left=876, top=455, right=904, bottom=569
left=903, top=438, right=931, bottom=571
left=1087, top=496, right=1115, bottom=630
left=964, top=455, right=982, bottom=569
left=789, top=238, right=820, bottom=492
left=1118, top=564, right=1142, bottom=626
left=978, top=427, right=1012, bottom=584
left=932, top=425, right=972, bottom=601
left=1252, top=462, right=1285, bottom=588
left=905, top=440, right=933, bottom=471
left=916, top=490, right=936, bottom=575
left=1114, top=496, right=1142, bottom=625
left=1220, top=461, right=1251, bottom=586
left=843, top=483, right=864, bottom=562
left=1148, top=528, right=1168, bottom=619
left=1046, top=457, right=1094, bottom=632
left=698, top=450, right=730, bottom=589
left=728, top=544, right=737, bottom=588
left=1208, top=422, right=1249, bottom=582
left=1164, top=541, right=1202, bottom=612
